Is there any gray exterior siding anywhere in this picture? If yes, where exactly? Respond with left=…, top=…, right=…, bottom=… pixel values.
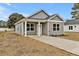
left=29, top=12, right=48, bottom=19
left=15, top=10, right=64, bottom=36
left=50, top=16, right=63, bottom=21
left=49, top=22, right=64, bottom=35
left=15, top=23, right=22, bottom=35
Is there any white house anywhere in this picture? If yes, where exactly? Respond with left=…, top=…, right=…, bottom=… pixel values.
left=0, top=28, right=14, bottom=32
left=14, top=10, right=64, bottom=36
left=64, top=20, right=79, bottom=32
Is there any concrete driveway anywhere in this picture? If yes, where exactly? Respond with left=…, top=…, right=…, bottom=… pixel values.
left=28, top=35, right=79, bottom=55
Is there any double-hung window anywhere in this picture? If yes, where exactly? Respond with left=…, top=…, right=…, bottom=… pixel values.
left=27, top=23, right=34, bottom=31
left=69, top=26, right=73, bottom=30
left=57, top=24, right=59, bottom=31
left=53, top=24, right=56, bottom=31
left=53, top=24, right=60, bottom=31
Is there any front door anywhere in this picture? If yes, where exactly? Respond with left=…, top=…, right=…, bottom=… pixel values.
left=37, top=24, right=42, bottom=36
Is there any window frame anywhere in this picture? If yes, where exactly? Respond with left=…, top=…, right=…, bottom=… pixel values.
left=53, top=24, right=56, bottom=31
left=57, top=24, right=60, bottom=31
left=27, top=23, right=35, bottom=32
left=69, top=26, right=73, bottom=30
left=53, top=24, right=60, bottom=31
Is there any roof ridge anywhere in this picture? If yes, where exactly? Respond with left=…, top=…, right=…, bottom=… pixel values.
left=27, top=10, right=50, bottom=18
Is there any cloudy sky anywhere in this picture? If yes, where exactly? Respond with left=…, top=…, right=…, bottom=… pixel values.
left=0, top=3, right=73, bottom=21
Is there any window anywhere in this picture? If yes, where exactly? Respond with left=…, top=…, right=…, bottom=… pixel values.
left=53, top=28, right=56, bottom=31
left=53, top=24, right=56, bottom=31
left=53, top=24, right=60, bottom=31
left=27, top=23, right=34, bottom=31
left=53, top=24, right=56, bottom=27
left=69, top=26, right=73, bottom=30
left=57, top=24, right=59, bottom=27
left=57, top=24, right=59, bottom=31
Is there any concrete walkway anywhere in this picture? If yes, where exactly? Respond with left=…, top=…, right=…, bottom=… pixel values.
left=28, top=35, right=79, bottom=55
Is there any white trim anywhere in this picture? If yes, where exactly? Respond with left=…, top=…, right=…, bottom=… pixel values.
left=48, top=14, right=64, bottom=21
left=40, top=24, right=42, bottom=35
left=15, top=17, right=63, bottom=25
left=37, top=22, right=41, bottom=36
left=52, top=24, right=60, bottom=31
left=48, top=20, right=63, bottom=22
left=25, top=21, right=27, bottom=36
left=14, top=18, right=47, bottom=25
left=27, top=23, right=35, bottom=32
left=14, top=18, right=25, bottom=25
left=22, top=22, right=24, bottom=36
left=47, top=22, right=49, bottom=36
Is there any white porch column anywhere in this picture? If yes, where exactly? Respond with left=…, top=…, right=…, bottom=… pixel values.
left=15, top=25, right=17, bottom=33
left=22, top=22, right=24, bottom=36
left=25, top=21, right=27, bottom=36
left=47, top=21, right=49, bottom=36
left=37, top=22, right=40, bottom=36
left=18, top=24, right=20, bottom=34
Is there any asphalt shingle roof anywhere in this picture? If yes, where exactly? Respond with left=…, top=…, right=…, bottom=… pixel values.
left=27, top=10, right=63, bottom=21
left=64, top=20, right=79, bottom=25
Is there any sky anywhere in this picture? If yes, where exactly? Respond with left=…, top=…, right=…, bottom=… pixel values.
left=0, top=3, right=73, bottom=21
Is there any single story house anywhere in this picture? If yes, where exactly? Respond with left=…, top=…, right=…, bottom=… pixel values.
left=0, top=28, right=14, bottom=32
left=64, top=19, right=79, bottom=32
left=15, top=10, right=64, bottom=36
left=0, top=20, right=14, bottom=32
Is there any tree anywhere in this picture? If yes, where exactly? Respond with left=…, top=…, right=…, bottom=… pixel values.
left=7, top=13, right=25, bottom=28
left=71, top=3, right=79, bottom=19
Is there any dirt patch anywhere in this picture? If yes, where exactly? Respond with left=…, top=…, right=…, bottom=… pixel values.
left=59, top=32, right=79, bottom=41
left=0, top=32, right=76, bottom=56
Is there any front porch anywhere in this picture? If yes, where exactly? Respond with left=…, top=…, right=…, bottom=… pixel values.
left=16, top=20, right=49, bottom=36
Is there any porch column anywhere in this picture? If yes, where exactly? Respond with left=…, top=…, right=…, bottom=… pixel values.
left=25, top=21, right=27, bottom=36
left=37, top=22, right=40, bottom=36
left=18, top=24, right=20, bottom=34
left=22, top=22, right=24, bottom=36
left=47, top=21, right=49, bottom=36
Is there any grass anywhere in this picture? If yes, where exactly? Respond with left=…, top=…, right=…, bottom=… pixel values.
left=59, top=32, right=79, bottom=41
left=0, top=32, right=76, bottom=56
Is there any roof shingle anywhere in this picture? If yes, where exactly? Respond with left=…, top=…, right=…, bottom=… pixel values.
left=64, top=20, right=79, bottom=25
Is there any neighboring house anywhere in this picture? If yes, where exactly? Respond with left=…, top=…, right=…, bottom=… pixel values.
left=0, top=28, right=14, bottom=32
left=64, top=20, right=79, bottom=32
left=15, top=10, right=64, bottom=36
left=0, top=20, right=7, bottom=27
left=0, top=20, right=14, bottom=32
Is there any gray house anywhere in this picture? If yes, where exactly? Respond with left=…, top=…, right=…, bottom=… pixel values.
left=15, top=10, right=64, bottom=36
left=64, top=20, right=79, bottom=32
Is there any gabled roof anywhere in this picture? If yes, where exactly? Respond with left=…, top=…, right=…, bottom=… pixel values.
left=64, top=19, right=79, bottom=25
left=15, top=10, right=64, bottom=25
left=27, top=10, right=63, bottom=21
left=49, top=14, right=63, bottom=21
left=27, top=10, right=50, bottom=20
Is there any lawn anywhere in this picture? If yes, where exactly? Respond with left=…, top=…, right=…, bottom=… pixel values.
left=59, top=32, right=79, bottom=41
left=0, top=32, right=76, bottom=56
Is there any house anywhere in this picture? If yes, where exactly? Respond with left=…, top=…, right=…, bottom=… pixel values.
left=14, top=10, right=64, bottom=36
left=64, top=19, right=79, bottom=32
left=0, top=20, right=7, bottom=27
left=0, top=20, right=14, bottom=32
left=0, top=28, right=14, bottom=32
